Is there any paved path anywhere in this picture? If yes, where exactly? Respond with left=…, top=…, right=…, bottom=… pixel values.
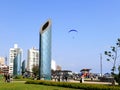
left=68, top=80, right=118, bottom=85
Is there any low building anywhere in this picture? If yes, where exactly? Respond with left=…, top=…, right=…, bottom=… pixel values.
left=80, top=68, right=91, bottom=78
left=56, top=65, right=62, bottom=70
left=0, top=64, right=9, bottom=74
left=0, top=57, right=5, bottom=65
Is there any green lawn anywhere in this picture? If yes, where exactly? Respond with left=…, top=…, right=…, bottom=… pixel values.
left=0, top=81, right=81, bottom=90
left=0, top=76, right=80, bottom=90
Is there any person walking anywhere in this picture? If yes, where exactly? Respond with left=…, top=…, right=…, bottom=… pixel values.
left=7, top=73, right=10, bottom=82
left=4, top=73, right=7, bottom=82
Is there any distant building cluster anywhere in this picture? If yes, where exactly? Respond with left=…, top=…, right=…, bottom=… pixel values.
left=0, top=20, right=62, bottom=80
left=0, top=44, right=61, bottom=76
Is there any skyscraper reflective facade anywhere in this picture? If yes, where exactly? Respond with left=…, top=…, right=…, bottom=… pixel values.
left=22, top=60, right=25, bottom=74
left=13, top=53, right=22, bottom=75
left=39, top=20, right=52, bottom=80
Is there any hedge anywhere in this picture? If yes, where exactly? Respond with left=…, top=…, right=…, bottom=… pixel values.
left=25, top=80, right=120, bottom=90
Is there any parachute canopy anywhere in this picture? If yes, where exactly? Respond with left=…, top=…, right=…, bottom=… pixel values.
left=68, top=29, right=78, bottom=39
left=68, top=29, right=78, bottom=33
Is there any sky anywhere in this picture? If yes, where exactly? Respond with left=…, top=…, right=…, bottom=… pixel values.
left=0, top=0, right=120, bottom=74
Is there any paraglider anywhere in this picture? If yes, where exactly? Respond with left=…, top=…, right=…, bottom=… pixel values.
left=68, top=29, right=78, bottom=39
left=68, top=29, right=78, bottom=33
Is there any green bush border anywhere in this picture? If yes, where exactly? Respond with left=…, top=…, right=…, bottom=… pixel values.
left=25, top=80, right=120, bottom=90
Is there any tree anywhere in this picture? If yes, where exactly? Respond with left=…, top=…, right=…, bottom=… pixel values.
left=118, top=65, right=120, bottom=72
left=104, top=38, right=120, bottom=75
left=104, top=38, right=120, bottom=85
left=118, top=65, right=120, bottom=85
left=32, top=64, right=39, bottom=76
left=114, top=65, right=120, bottom=85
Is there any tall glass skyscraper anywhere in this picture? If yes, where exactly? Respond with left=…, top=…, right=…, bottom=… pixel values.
left=13, top=53, right=22, bottom=75
left=39, top=19, right=52, bottom=80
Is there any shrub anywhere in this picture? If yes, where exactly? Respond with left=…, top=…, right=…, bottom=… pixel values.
left=114, top=73, right=120, bottom=85
left=25, top=80, right=120, bottom=90
left=14, top=75, right=23, bottom=79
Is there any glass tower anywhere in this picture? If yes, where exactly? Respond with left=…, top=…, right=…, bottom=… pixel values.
left=22, top=60, right=25, bottom=74
left=13, top=53, right=22, bottom=76
left=39, top=19, right=52, bottom=80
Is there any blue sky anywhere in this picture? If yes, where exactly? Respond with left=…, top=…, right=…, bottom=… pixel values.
left=0, top=0, right=120, bottom=74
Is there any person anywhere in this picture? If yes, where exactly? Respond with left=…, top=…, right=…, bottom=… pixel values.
left=54, top=75, right=57, bottom=81
left=58, top=75, right=60, bottom=82
left=4, top=73, right=7, bottom=82
left=80, top=75, right=84, bottom=83
left=91, top=76, right=93, bottom=81
left=80, top=77, right=82, bottom=83
left=112, top=79, right=115, bottom=86
left=7, top=73, right=10, bottom=82
left=65, top=75, right=68, bottom=82
left=4, top=73, right=10, bottom=83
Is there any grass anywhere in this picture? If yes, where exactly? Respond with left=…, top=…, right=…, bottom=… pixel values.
left=0, top=81, right=81, bottom=90
left=1, top=76, right=119, bottom=90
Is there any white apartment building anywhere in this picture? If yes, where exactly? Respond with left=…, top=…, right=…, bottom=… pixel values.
left=27, top=47, right=39, bottom=72
left=51, top=59, right=56, bottom=71
left=0, top=64, right=9, bottom=74
left=27, top=47, right=57, bottom=72
left=9, top=44, right=23, bottom=75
